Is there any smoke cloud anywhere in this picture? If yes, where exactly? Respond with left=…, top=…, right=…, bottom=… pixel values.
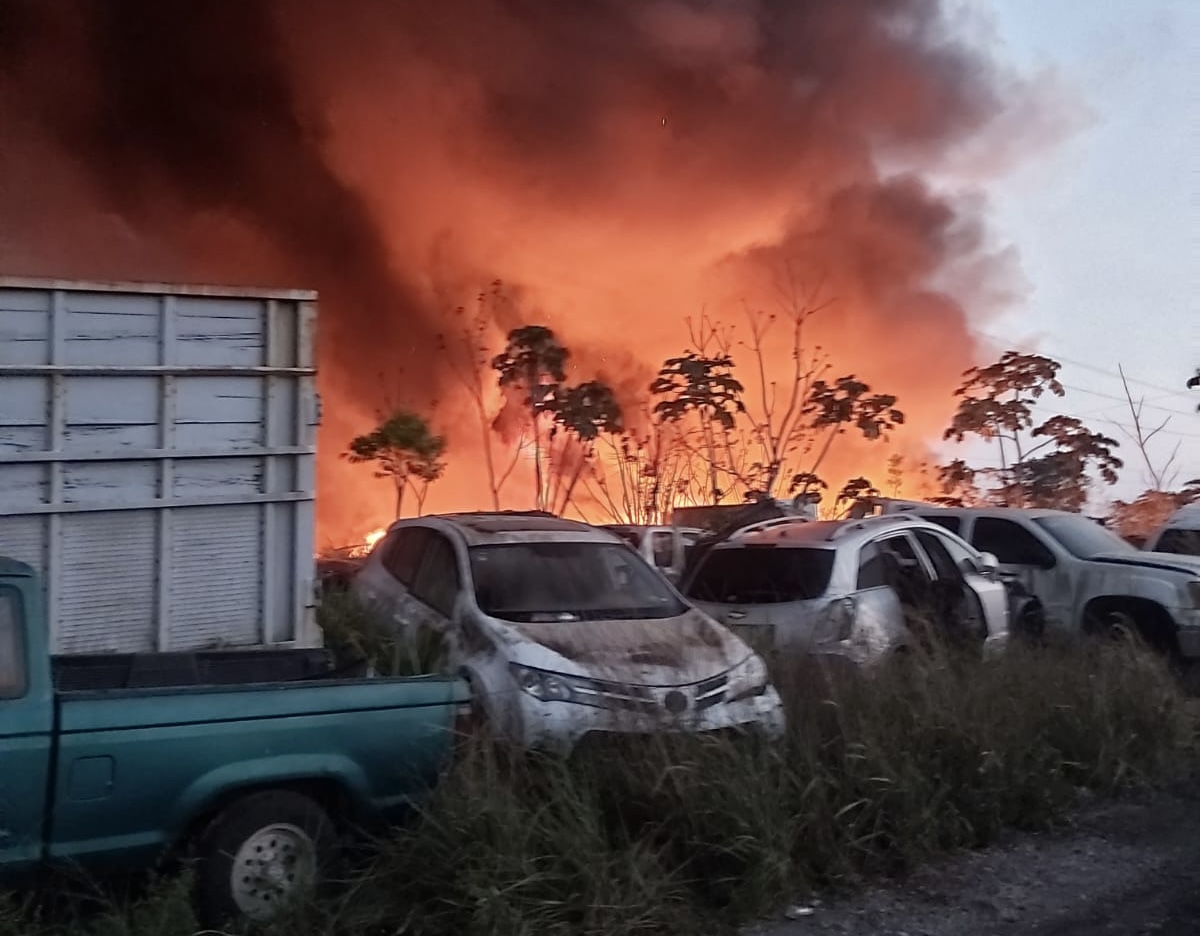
left=0, top=0, right=1049, bottom=540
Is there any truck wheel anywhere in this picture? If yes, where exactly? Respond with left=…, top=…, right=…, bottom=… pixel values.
left=192, top=790, right=336, bottom=926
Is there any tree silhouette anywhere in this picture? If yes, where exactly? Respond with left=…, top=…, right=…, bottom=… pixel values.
left=943, top=351, right=1121, bottom=508
left=491, top=325, right=569, bottom=510
left=545, top=379, right=624, bottom=514
left=344, top=410, right=446, bottom=518
left=651, top=349, right=745, bottom=502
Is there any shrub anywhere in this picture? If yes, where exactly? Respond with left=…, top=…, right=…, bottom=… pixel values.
left=316, top=590, right=448, bottom=676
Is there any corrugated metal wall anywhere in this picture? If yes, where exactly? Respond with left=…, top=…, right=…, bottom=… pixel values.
left=0, top=280, right=319, bottom=653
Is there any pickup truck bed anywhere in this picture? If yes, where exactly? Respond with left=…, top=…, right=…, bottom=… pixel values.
left=51, top=647, right=364, bottom=691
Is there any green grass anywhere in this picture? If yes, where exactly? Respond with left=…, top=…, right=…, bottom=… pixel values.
left=5, top=639, right=1195, bottom=936
left=315, top=588, right=449, bottom=676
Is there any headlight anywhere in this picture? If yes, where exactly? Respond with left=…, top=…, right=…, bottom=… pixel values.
left=1188, top=580, right=1200, bottom=609
left=509, top=664, right=574, bottom=702
left=726, top=654, right=770, bottom=702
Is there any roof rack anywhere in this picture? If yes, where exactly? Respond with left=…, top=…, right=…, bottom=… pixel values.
left=828, top=513, right=922, bottom=540
left=730, top=516, right=814, bottom=538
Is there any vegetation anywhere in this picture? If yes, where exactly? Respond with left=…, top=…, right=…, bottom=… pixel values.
left=343, top=409, right=446, bottom=518
left=940, top=351, right=1122, bottom=510
left=6, top=634, right=1193, bottom=936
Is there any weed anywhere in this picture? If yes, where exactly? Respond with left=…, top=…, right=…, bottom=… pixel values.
left=315, top=590, right=448, bottom=676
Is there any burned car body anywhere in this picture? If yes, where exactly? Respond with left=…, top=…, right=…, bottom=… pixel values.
left=680, top=515, right=1010, bottom=666
left=351, top=512, right=785, bottom=753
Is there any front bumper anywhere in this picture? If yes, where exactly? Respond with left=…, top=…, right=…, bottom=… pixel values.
left=517, top=686, right=787, bottom=755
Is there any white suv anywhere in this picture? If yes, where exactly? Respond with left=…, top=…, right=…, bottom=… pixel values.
left=680, top=515, right=1010, bottom=666
left=351, top=512, right=785, bottom=753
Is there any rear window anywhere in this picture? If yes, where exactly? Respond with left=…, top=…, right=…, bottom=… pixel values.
left=684, top=547, right=835, bottom=604
left=1153, top=528, right=1200, bottom=556
left=919, top=514, right=961, bottom=534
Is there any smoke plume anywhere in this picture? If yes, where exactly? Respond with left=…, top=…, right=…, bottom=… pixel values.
left=0, top=0, right=1047, bottom=540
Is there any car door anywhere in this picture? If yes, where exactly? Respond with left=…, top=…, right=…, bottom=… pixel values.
left=912, top=528, right=1003, bottom=642
left=0, top=585, right=53, bottom=869
left=966, top=517, right=1069, bottom=628
left=359, top=526, right=431, bottom=630
left=404, top=531, right=464, bottom=671
left=853, top=539, right=911, bottom=654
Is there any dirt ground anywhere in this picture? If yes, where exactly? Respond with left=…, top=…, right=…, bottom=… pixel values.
left=747, top=779, right=1200, bottom=936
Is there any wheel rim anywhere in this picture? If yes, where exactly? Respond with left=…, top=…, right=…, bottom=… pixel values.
left=229, top=822, right=317, bottom=920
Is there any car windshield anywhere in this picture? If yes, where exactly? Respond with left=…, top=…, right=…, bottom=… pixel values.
left=1153, top=528, right=1200, bottom=556
left=684, top=547, right=836, bottom=604
left=468, top=541, right=687, bottom=623
left=1033, top=515, right=1135, bottom=559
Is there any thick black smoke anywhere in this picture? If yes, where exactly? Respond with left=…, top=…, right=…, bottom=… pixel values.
left=0, top=0, right=1047, bottom=535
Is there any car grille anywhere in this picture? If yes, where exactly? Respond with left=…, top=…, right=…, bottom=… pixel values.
left=570, top=672, right=730, bottom=715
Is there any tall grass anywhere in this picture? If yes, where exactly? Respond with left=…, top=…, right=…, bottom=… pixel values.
left=315, top=589, right=448, bottom=676
left=5, top=641, right=1194, bottom=936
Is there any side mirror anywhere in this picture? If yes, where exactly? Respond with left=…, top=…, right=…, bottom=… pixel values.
left=975, top=552, right=1000, bottom=575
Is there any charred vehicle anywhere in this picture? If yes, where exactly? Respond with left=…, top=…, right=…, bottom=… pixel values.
left=351, top=512, right=785, bottom=753
left=680, top=515, right=1010, bottom=667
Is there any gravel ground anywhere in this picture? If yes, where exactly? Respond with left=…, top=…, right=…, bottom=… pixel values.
left=746, top=780, right=1200, bottom=936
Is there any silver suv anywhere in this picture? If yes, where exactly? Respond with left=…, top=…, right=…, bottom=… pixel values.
left=679, top=515, right=1010, bottom=667
left=869, top=502, right=1200, bottom=659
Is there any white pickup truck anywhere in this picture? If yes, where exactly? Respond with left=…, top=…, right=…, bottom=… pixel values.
left=870, top=502, right=1200, bottom=661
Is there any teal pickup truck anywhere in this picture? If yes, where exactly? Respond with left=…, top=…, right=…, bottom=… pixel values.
left=0, top=558, right=470, bottom=923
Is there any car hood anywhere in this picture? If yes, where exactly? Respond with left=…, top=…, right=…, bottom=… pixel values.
left=500, top=608, right=752, bottom=686
left=1092, top=552, right=1200, bottom=576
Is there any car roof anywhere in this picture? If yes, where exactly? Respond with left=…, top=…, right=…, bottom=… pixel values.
left=715, top=514, right=940, bottom=549
left=389, top=512, right=622, bottom=547
left=890, top=504, right=1072, bottom=520
left=1164, top=504, right=1200, bottom=528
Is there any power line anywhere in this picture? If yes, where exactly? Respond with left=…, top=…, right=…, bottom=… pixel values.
left=976, top=330, right=1196, bottom=399
left=1023, top=399, right=1200, bottom=440
left=1055, top=383, right=1198, bottom=418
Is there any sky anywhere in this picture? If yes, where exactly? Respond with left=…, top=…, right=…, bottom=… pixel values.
left=947, top=0, right=1199, bottom=503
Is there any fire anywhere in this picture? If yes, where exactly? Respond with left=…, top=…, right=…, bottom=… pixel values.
left=346, top=527, right=387, bottom=559
left=0, top=2, right=1056, bottom=544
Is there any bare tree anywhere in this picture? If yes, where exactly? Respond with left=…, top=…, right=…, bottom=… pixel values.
left=1114, top=363, right=1179, bottom=491
left=438, top=281, right=530, bottom=510
left=581, top=413, right=704, bottom=524
left=651, top=270, right=903, bottom=505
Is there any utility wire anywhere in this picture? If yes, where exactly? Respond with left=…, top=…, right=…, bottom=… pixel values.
left=976, top=330, right=1196, bottom=399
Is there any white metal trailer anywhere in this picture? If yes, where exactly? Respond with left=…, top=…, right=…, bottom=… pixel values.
left=0, top=278, right=321, bottom=653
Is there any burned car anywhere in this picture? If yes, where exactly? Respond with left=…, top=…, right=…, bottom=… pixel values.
left=680, top=514, right=1011, bottom=666
left=351, top=511, right=785, bottom=753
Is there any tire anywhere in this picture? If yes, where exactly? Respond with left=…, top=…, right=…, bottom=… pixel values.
left=1084, top=603, right=1176, bottom=657
left=1014, top=600, right=1046, bottom=643
left=191, top=790, right=337, bottom=926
